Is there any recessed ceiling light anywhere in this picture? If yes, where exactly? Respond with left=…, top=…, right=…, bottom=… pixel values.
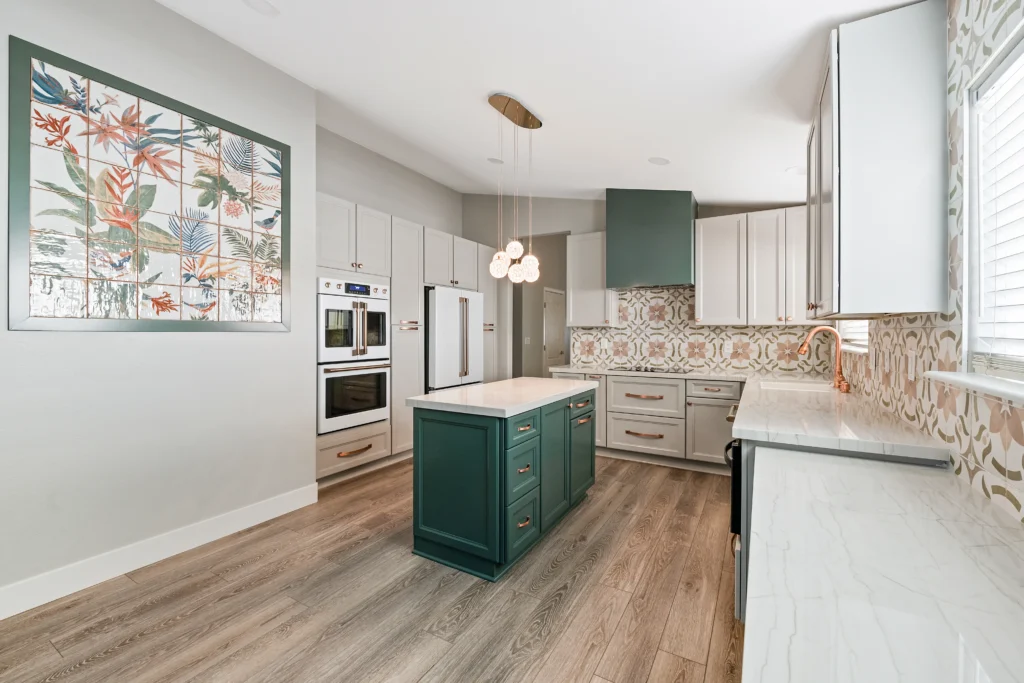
left=786, top=165, right=807, bottom=176
left=242, top=0, right=280, bottom=16
left=648, top=157, right=671, bottom=166
left=487, top=157, right=504, bottom=165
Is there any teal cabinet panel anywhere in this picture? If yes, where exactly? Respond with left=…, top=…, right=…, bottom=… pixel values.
left=569, top=390, right=596, bottom=420
left=605, top=189, right=697, bottom=288
left=539, top=400, right=571, bottom=533
left=413, top=409, right=502, bottom=562
left=505, top=487, right=541, bottom=562
left=505, top=438, right=540, bottom=504
left=569, top=410, right=596, bottom=505
left=506, top=409, right=540, bottom=448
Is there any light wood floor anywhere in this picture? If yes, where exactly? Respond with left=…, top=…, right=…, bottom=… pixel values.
left=0, top=457, right=742, bottom=683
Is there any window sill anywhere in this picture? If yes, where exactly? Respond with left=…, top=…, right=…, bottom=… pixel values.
left=841, top=344, right=869, bottom=355
left=924, top=370, right=1024, bottom=404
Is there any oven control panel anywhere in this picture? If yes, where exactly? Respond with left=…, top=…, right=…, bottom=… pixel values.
left=318, top=277, right=389, bottom=299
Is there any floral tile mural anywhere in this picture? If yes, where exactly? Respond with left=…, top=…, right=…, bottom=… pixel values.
left=570, top=286, right=832, bottom=375
left=10, top=39, right=288, bottom=329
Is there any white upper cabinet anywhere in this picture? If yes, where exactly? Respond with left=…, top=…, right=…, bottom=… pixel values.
left=478, top=245, right=499, bottom=382
left=390, top=217, right=423, bottom=325
left=567, top=232, right=620, bottom=327
left=785, top=206, right=813, bottom=325
left=807, top=0, right=946, bottom=318
left=423, top=228, right=454, bottom=287
left=694, top=215, right=747, bottom=326
left=316, top=194, right=356, bottom=272
left=354, top=206, right=391, bottom=277
left=453, top=236, right=478, bottom=291
left=747, top=209, right=786, bottom=325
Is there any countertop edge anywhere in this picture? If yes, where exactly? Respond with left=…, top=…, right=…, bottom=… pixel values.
left=406, top=380, right=600, bottom=419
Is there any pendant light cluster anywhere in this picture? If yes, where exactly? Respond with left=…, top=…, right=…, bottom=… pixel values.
left=487, top=93, right=540, bottom=284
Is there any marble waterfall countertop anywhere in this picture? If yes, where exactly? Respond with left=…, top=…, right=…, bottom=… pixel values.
left=406, top=377, right=599, bottom=418
left=743, top=447, right=1024, bottom=683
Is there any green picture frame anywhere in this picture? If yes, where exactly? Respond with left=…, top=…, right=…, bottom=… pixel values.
left=8, top=35, right=291, bottom=331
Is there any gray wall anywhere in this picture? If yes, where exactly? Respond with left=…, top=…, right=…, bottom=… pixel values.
left=317, top=126, right=462, bottom=235
left=0, top=0, right=317, bottom=614
left=463, top=195, right=604, bottom=247
left=513, top=235, right=568, bottom=378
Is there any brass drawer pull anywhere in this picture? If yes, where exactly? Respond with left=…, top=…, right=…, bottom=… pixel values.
left=517, top=424, right=532, bottom=432
left=702, top=387, right=723, bottom=393
left=517, top=516, right=531, bottom=529
left=337, top=443, right=373, bottom=458
left=625, top=430, right=664, bottom=439
left=399, top=320, right=419, bottom=324
left=726, top=404, right=739, bottom=423
left=574, top=399, right=591, bottom=409
left=577, top=417, right=592, bottom=425
left=398, top=326, right=418, bottom=330
left=625, top=392, right=664, bottom=400
left=517, top=464, right=531, bottom=474
left=589, top=375, right=602, bottom=380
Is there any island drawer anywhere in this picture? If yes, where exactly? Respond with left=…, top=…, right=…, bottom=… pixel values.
left=686, top=380, right=741, bottom=400
left=607, top=412, right=685, bottom=458
left=505, top=487, right=541, bottom=563
left=506, top=409, right=540, bottom=447
left=607, top=376, right=686, bottom=418
left=505, top=439, right=540, bottom=504
left=569, top=389, right=597, bottom=419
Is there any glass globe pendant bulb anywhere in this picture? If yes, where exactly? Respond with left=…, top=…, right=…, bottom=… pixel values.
left=524, top=266, right=540, bottom=283
left=489, top=256, right=509, bottom=278
left=495, top=250, right=511, bottom=267
left=506, top=240, right=524, bottom=260
left=507, top=262, right=526, bottom=283
left=522, top=253, right=539, bottom=270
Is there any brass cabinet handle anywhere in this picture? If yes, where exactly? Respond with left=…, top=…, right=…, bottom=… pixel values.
left=517, top=464, right=531, bottom=474
left=578, top=417, right=592, bottom=425
left=732, top=534, right=740, bottom=557
left=399, top=320, right=419, bottom=324
left=604, top=319, right=609, bottom=323
left=351, top=262, right=357, bottom=268
left=517, top=517, right=531, bottom=529
left=574, top=400, right=591, bottom=408
left=589, top=375, right=602, bottom=380
left=702, top=387, right=723, bottom=393
left=484, top=328, right=495, bottom=332
left=337, top=443, right=372, bottom=458
left=807, top=302, right=816, bottom=310
left=518, top=424, right=532, bottom=432
left=398, top=326, right=418, bottom=331
left=726, top=404, right=739, bottom=423
left=625, top=392, right=664, bottom=400
left=777, top=316, right=783, bottom=321
left=695, top=317, right=701, bottom=322
left=687, top=401, right=693, bottom=406
left=625, top=429, right=663, bottom=439
left=786, top=316, right=793, bottom=321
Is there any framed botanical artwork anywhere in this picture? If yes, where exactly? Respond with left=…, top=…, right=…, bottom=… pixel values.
left=8, top=37, right=290, bottom=331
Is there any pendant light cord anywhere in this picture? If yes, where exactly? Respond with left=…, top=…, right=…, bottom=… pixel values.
left=528, top=129, right=533, bottom=255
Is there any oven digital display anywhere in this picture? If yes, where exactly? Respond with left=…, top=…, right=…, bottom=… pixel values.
left=344, top=283, right=371, bottom=295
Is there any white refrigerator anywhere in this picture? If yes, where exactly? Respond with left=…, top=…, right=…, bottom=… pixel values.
left=428, top=286, right=483, bottom=391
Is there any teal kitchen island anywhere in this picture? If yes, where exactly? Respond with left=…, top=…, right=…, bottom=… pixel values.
left=406, top=377, right=599, bottom=580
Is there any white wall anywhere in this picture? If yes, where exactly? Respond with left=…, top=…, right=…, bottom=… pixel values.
left=317, top=126, right=462, bottom=235
left=462, top=195, right=605, bottom=247
left=0, top=0, right=317, bottom=617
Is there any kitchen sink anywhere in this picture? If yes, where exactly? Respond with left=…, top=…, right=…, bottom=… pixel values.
left=759, top=380, right=834, bottom=393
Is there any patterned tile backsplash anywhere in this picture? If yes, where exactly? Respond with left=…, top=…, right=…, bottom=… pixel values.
left=570, top=286, right=833, bottom=376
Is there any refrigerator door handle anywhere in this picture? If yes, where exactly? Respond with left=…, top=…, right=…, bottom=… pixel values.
left=459, top=297, right=469, bottom=377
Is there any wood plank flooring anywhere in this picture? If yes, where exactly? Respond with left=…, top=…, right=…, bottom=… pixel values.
left=0, top=457, right=743, bottom=683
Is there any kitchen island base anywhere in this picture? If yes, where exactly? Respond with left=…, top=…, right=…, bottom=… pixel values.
left=410, top=381, right=598, bottom=581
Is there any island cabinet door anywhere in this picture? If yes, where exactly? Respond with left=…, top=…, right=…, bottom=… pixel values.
left=539, top=401, right=571, bottom=533
left=569, top=411, right=596, bottom=505
left=413, top=410, right=502, bottom=562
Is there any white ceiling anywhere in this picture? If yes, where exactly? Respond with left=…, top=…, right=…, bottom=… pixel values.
left=156, top=0, right=908, bottom=203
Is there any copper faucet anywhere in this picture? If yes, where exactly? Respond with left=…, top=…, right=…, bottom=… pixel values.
left=798, top=326, right=850, bottom=393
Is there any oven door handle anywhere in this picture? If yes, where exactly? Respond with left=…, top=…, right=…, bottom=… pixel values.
left=362, top=302, right=369, bottom=356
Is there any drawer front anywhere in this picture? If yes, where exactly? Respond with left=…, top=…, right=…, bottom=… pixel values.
left=569, top=389, right=597, bottom=419
left=607, top=412, right=685, bottom=458
left=686, top=380, right=741, bottom=400
left=505, top=438, right=540, bottom=504
left=505, top=487, right=541, bottom=562
left=316, top=430, right=391, bottom=479
left=607, top=376, right=686, bottom=418
left=506, top=409, right=541, bottom=447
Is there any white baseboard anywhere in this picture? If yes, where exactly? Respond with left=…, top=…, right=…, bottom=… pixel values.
left=0, top=484, right=318, bottom=621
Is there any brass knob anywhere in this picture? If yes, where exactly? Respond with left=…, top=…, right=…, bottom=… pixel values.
left=777, top=316, right=783, bottom=321
left=786, top=316, right=793, bottom=321
left=695, top=317, right=701, bottom=323
left=807, top=302, right=815, bottom=310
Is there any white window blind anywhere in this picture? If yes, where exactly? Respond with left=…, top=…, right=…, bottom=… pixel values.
left=838, top=320, right=869, bottom=348
left=972, top=37, right=1024, bottom=374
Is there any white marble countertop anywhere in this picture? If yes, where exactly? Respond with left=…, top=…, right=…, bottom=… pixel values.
left=733, top=377, right=949, bottom=464
left=743, top=447, right=1024, bottom=683
left=547, top=364, right=772, bottom=382
left=406, top=377, right=599, bottom=418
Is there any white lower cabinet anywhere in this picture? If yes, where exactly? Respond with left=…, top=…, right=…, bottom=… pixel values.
left=684, top=398, right=734, bottom=465
left=316, top=420, right=391, bottom=479
left=607, top=412, right=685, bottom=458
left=607, top=376, right=686, bottom=419
left=390, top=325, right=424, bottom=454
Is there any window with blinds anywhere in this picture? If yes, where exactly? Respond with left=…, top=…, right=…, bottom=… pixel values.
left=838, top=320, right=869, bottom=348
left=972, top=36, right=1024, bottom=375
